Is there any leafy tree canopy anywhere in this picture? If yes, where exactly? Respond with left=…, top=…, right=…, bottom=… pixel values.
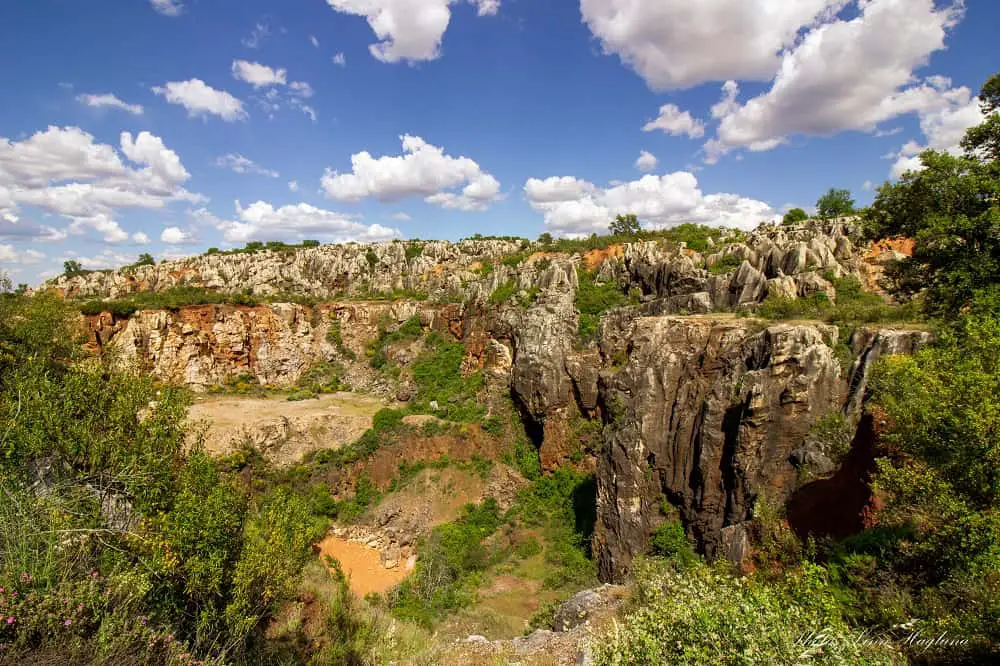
left=816, top=188, right=855, bottom=219
left=609, top=213, right=641, bottom=236
left=782, top=207, right=809, bottom=225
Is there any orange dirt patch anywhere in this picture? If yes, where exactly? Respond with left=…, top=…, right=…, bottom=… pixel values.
left=527, top=251, right=559, bottom=263
left=865, top=236, right=915, bottom=259
left=317, top=534, right=412, bottom=597
left=582, top=244, right=623, bottom=270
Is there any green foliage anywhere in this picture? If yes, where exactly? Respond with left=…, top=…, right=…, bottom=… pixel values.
left=816, top=188, right=855, bottom=219
left=326, top=317, right=357, bottom=360
left=365, top=248, right=378, bottom=268
left=488, top=279, right=517, bottom=304
left=367, top=315, right=424, bottom=370
left=755, top=276, right=921, bottom=326
left=593, top=560, right=900, bottom=665
left=865, top=151, right=1000, bottom=316
left=538, top=232, right=553, bottom=245
left=390, top=499, right=504, bottom=625
left=62, top=260, right=86, bottom=277
left=76, top=285, right=266, bottom=317
left=807, top=411, right=853, bottom=463
left=0, top=291, right=327, bottom=662
left=608, top=213, right=641, bottom=236
left=575, top=269, right=628, bottom=341
left=333, top=475, right=382, bottom=523
left=404, top=242, right=424, bottom=260
left=648, top=521, right=698, bottom=568
left=409, top=332, right=485, bottom=422
left=707, top=254, right=744, bottom=274
left=783, top=207, right=810, bottom=225
left=961, top=72, right=1000, bottom=161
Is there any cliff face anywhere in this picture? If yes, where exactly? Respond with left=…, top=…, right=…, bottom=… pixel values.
left=70, top=219, right=927, bottom=582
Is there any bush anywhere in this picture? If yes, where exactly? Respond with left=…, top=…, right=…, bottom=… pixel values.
left=783, top=208, right=809, bottom=225
left=576, top=269, right=628, bottom=341
left=409, top=333, right=485, bottom=422
left=592, top=561, right=900, bottom=665
left=648, top=521, right=698, bottom=568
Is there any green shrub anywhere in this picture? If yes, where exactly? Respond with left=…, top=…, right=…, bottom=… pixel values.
left=575, top=270, right=628, bottom=341
left=489, top=279, right=517, bottom=304
left=648, top=521, right=698, bottom=568
left=409, top=333, right=485, bottom=422
left=372, top=407, right=405, bottom=433
left=593, top=561, right=900, bottom=665
left=708, top=254, right=744, bottom=274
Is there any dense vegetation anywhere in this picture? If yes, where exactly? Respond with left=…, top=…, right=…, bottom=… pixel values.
left=0, top=290, right=326, bottom=664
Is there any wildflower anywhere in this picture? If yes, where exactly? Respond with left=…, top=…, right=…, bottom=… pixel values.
left=64, top=619, right=72, bottom=626
left=5, top=617, right=14, bottom=624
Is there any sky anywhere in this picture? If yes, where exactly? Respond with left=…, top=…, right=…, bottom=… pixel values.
left=0, top=0, right=996, bottom=285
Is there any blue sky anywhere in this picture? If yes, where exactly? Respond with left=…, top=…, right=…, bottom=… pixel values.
left=0, top=0, right=996, bottom=284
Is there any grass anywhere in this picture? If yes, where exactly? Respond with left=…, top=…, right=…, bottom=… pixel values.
left=368, top=315, right=424, bottom=370
left=409, top=332, right=486, bottom=423
left=755, top=276, right=923, bottom=326
left=707, top=254, right=744, bottom=274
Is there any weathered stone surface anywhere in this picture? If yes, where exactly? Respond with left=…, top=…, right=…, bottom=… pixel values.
left=595, top=317, right=844, bottom=582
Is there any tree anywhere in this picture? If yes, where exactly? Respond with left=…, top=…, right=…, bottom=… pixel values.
left=301, top=239, right=320, bottom=248
left=782, top=208, right=809, bottom=225
left=816, top=189, right=855, bottom=219
left=961, top=72, right=1000, bottom=162
left=865, top=71, right=1000, bottom=317
left=134, top=253, right=155, bottom=267
left=537, top=232, right=553, bottom=245
left=62, top=260, right=84, bottom=276
left=609, top=213, right=641, bottom=236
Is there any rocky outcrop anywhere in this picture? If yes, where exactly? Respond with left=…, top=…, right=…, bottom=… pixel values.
left=90, top=300, right=464, bottom=392
left=592, top=316, right=930, bottom=582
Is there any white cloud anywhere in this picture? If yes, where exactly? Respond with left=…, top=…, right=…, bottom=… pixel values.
left=77, top=93, right=144, bottom=115
left=215, top=154, right=280, bottom=178
left=324, top=0, right=500, bottom=64
left=290, top=98, right=318, bottom=122
left=310, top=35, right=320, bottom=47
left=288, top=180, right=300, bottom=192
left=150, top=0, right=183, bottom=17
left=388, top=211, right=411, bottom=221
left=132, top=231, right=151, bottom=244
left=635, top=150, right=658, bottom=172
left=0, top=245, right=44, bottom=265
left=321, top=135, right=501, bottom=211
left=332, top=52, right=347, bottom=67
left=524, top=172, right=776, bottom=236
left=242, top=22, right=271, bottom=49
left=581, top=0, right=843, bottom=90
left=160, top=226, right=196, bottom=244
left=60, top=248, right=141, bottom=271
left=0, top=126, right=200, bottom=243
left=232, top=60, right=288, bottom=88
left=153, top=79, right=248, bottom=122
left=194, top=201, right=402, bottom=244
left=290, top=81, right=314, bottom=98
left=709, top=0, right=965, bottom=160
left=642, top=104, right=706, bottom=138
left=889, top=87, right=983, bottom=178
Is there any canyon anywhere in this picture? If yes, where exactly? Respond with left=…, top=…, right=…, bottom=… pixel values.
left=57, top=219, right=927, bottom=584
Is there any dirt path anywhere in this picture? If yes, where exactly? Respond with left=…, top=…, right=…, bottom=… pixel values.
left=317, top=534, right=413, bottom=597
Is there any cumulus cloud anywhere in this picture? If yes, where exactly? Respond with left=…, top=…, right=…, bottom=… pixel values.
left=150, top=0, right=183, bottom=16
left=321, top=135, right=501, bottom=211
left=132, top=231, right=151, bottom=244
left=232, top=60, right=288, bottom=88
left=0, top=126, right=201, bottom=243
left=388, top=211, right=411, bottom=221
left=635, top=150, right=658, bottom=172
left=193, top=201, right=401, bottom=244
left=0, top=245, right=44, bottom=265
left=324, top=0, right=500, bottom=63
left=288, top=180, right=300, bottom=192
left=888, top=83, right=984, bottom=178
left=153, top=79, right=248, bottom=122
left=708, top=0, right=965, bottom=160
left=215, top=154, right=280, bottom=178
left=581, top=0, right=842, bottom=90
left=160, top=226, right=197, bottom=244
left=332, top=52, right=347, bottom=67
left=524, top=172, right=776, bottom=236
left=77, top=93, right=143, bottom=115
left=642, top=104, right=706, bottom=138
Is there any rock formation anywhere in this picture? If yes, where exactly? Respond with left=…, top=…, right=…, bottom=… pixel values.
left=61, top=219, right=927, bottom=583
